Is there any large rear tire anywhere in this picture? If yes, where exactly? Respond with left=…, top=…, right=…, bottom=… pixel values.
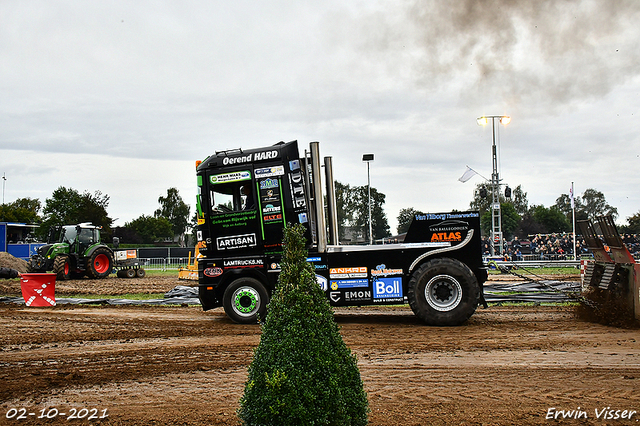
left=407, top=258, right=480, bottom=326
left=53, top=255, right=71, bottom=280
left=223, top=277, right=269, bottom=324
left=86, top=247, right=113, bottom=279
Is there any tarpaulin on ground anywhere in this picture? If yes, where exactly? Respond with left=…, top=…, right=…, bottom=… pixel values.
left=0, top=282, right=583, bottom=306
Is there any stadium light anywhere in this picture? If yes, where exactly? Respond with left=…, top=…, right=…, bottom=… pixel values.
left=477, top=115, right=510, bottom=255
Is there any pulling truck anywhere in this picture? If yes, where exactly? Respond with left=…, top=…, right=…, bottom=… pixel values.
left=195, top=140, right=488, bottom=325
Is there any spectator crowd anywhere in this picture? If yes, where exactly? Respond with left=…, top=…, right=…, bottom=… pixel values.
left=482, top=233, right=640, bottom=261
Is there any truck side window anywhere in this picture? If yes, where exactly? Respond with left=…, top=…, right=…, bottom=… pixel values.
left=210, top=187, right=234, bottom=214
left=210, top=182, right=256, bottom=214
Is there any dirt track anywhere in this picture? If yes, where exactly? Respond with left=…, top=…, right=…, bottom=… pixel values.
left=1, top=276, right=640, bottom=425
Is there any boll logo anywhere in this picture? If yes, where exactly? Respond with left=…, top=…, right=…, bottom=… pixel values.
left=430, top=232, right=462, bottom=242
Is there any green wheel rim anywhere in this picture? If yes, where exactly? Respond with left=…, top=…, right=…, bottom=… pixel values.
left=232, top=286, right=260, bottom=317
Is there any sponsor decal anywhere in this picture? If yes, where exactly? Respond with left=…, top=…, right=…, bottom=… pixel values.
left=330, top=292, right=341, bottom=302
left=371, top=264, right=403, bottom=277
left=268, top=262, right=281, bottom=272
left=430, top=232, right=462, bottom=242
left=262, top=204, right=281, bottom=214
left=415, top=212, right=480, bottom=221
left=223, top=259, right=264, bottom=269
left=373, top=277, right=403, bottom=299
left=344, top=290, right=372, bottom=302
left=210, top=210, right=257, bottom=229
left=289, top=159, right=301, bottom=171
left=204, top=267, right=223, bottom=277
left=221, top=150, right=279, bottom=166
left=289, top=170, right=307, bottom=209
left=263, top=213, right=283, bottom=223
left=210, top=171, right=251, bottom=184
left=260, top=178, right=279, bottom=190
left=307, top=257, right=322, bottom=262
left=298, top=212, right=308, bottom=223
left=216, top=233, right=257, bottom=250
left=429, top=219, right=470, bottom=233
left=255, top=165, right=285, bottom=178
left=330, top=267, right=367, bottom=279
left=261, top=189, right=279, bottom=203
left=331, top=279, right=369, bottom=290
left=316, top=275, right=328, bottom=292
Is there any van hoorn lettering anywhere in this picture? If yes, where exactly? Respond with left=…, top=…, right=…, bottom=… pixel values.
left=289, top=171, right=307, bottom=208
left=222, top=150, right=278, bottom=166
left=430, top=232, right=462, bottom=242
left=216, top=234, right=257, bottom=250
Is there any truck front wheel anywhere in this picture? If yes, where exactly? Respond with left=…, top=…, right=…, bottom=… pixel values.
left=86, top=248, right=113, bottom=279
left=408, top=258, right=479, bottom=326
left=223, top=278, right=269, bottom=324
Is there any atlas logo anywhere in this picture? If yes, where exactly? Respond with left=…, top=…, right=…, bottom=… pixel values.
left=430, top=232, right=462, bottom=242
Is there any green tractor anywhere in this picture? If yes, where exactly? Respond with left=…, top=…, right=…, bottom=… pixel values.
left=28, top=223, right=114, bottom=280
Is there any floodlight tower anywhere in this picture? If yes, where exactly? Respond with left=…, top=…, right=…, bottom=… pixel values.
left=477, top=115, right=510, bottom=255
left=362, top=154, right=374, bottom=245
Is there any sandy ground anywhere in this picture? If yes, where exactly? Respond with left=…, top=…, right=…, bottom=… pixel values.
left=1, top=275, right=640, bottom=425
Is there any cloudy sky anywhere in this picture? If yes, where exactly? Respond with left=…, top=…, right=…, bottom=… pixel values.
left=1, top=0, right=639, bottom=233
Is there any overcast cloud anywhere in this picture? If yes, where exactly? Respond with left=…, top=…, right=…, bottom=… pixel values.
left=1, top=0, right=639, bottom=233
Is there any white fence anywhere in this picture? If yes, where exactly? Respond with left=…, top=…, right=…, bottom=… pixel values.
left=138, top=257, right=193, bottom=271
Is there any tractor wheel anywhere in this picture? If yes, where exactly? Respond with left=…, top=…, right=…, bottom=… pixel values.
left=86, top=248, right=113, bottom=279
left=116, top=269, right=127, bottom=278
left=222, top=277, right=269, bottom=324
left=53, top=255, right=71, bottom=280
left=125, top=268, right=136, bottom=278
left=136, top=268, right=146, bottom=278
left=407, top=258, right=480, bottom=326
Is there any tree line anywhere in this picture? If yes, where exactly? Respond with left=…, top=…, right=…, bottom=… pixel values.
left=2, top=180, right=637, bottom=246
left=0, top=186, right=191, bottom=245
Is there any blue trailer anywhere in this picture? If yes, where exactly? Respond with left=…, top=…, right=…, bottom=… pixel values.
left=0, top=222, right=44, bottom=260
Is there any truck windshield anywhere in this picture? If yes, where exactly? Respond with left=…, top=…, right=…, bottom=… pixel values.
left=61, top=226, right=77, bottom=244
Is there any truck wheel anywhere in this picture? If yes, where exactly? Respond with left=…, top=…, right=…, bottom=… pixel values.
left=407, top=258, right=479, bottom=326
left=136, top=268, right=146, bottom=278
left=53, top=255, right=71, bottom=280
left=86, top=248, right=113, bottom=279
left=125, top=268, right=136, bottom=278
left=223, top=278, right=269, bottom=324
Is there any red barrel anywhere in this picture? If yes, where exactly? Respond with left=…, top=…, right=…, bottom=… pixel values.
left=20, top=273, right=56, bottom=307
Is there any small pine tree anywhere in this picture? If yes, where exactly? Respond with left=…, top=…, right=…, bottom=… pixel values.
left=238, top=224, right=369, bottom=425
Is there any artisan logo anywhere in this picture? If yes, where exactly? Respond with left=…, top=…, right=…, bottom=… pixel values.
left=216, top=233, right=257, bottom=250
left=430, top=232, right=462, bottom=242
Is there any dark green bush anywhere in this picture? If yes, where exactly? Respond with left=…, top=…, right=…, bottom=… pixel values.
left=238, top=224, right=369, bottom=425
